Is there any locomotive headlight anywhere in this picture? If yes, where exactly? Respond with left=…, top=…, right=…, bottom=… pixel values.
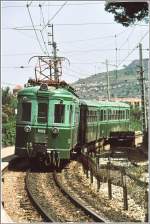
left=40, top=83, right=48, bottom=91
left=52, top=127, right=59, bottom=135
left=24, top=125, right=31, bottom=133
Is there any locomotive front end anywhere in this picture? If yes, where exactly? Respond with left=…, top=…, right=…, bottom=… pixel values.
left=15, top=84, right=80, bottom=167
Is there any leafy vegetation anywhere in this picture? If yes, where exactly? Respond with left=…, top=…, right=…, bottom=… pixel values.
left=130, top=107, right=142, bottom=131
left=2, top=87, right=17, bottom=146
left=72, top=59, right=148, bottom=131
left=105, top=2, right=148, bottom=26
left=72, top=59, right=148, bottom=100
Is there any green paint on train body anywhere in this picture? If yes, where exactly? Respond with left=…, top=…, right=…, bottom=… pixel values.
left=78, top=99, right=130, bottom=146
left=16, top=85, right=80, bottom=159
left=15, top=84, right=131, bottom=160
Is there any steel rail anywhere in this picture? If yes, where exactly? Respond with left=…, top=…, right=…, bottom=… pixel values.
left=53, top=171, right=106, bottom=222
left=25, top=170, right=55, bottom=222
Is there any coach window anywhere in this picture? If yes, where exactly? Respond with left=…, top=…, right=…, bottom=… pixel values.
left=126, top=110, right=128, bottom=119
left=104, top=110, right=106, bottom=120
left=122, top=110, right=124, bottom=119
left=118, top=110, right=121, bottom=120
left=120, top=111, right=122, bottom=119
left=108, top=110, right=111, bottom=120
left=115, top=110, right=117, bottom=120
left=69, top=105, right=73, bottom=124
left=21, top=102, right=31, bottom=121
left=100, top=110, right=103, bottom=121
left=121, top=111, right=123, bottom=119
left=75, top=110, right=79, bottom=124
left=55, top=104, right=65, bottom=123
left=122, top=111, right=124, bottom=119
left=38, top=103, right=48, bottom=123
left=127, top=110, right=129, bottom=119
left=93, top=111, right=95, bottom=122
left=116, top=110, right=119, bottom=120
left=111, top=110, right=113, bottom=120
left=123, top=111, right=125, bottom=119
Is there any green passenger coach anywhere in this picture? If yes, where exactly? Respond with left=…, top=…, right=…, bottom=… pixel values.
left=78, top=100, right=130, bottom=148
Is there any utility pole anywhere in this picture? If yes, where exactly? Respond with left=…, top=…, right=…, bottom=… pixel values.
left=106, top=59, right=110, bottom=101
left=138, top=43, right=147, bottom=133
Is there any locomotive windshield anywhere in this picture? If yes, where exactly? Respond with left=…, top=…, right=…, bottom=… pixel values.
left=38, top=103, right=48, bottom=123
left=21, top=102, right=31, bottom=121
left=54, top=104, right=65, bottom=123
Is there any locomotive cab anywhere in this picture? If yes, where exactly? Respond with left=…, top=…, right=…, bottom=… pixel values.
left=15, top=85, right=80, bottom=167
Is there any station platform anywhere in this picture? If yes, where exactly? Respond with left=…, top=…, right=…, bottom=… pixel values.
left=1, top=146, right=15, bottom=223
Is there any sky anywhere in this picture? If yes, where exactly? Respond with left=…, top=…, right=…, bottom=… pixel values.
left=1, top=1, right=149, bottom=88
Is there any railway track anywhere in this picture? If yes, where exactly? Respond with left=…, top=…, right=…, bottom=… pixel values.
left=25, top=169, right=55, bottom=222
left=2, top=159, right=44, bottom=223
left=26, top=168, right=106, bottom=222
left=53, top=171, right=106, bottom=222
left=3, top=158, right=105, bottom=222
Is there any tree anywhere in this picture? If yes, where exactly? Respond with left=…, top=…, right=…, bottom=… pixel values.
left=2, top=87, right=12, bottom=105
left=2, top=87, right=17, bottom=146
left=105, top=2, right=148, bottom=26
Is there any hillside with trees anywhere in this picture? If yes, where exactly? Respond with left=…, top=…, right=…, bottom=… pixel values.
left=72, top=59, right=148, bottom=100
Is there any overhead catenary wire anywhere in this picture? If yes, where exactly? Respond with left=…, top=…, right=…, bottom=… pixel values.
left=27, top=1, right=32, bottom=7
left=39, top=4, right=49, bottom=55
left=42, top=1, right=68, bottom=31
left=26, top=4, right=46, bottom=54
left=2, top=2, right=148, bottom=84
left=60, top=48, right=143, bottom=54
left=118, top=30, right=149, bottom=67
left=1, top=65, right=32, bottom=69
left=118, top=26, right=137, bottom=50
left=59, top=30, right=126, bottom=44
left=2, top=82, right=19, bottom=86
left=2, top=2, right=104, bottom=9
left=2, top=22, right=148, bottom=30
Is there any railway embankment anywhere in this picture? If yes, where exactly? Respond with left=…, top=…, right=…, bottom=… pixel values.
left=1, top=147, right=15, bottom=223
left=60, top=160, right=147, bottom=222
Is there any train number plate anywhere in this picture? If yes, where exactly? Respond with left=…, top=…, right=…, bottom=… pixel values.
left=38, top=129, right=46, bottom=134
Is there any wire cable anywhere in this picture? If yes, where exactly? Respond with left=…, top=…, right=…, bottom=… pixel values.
left=39, top=4, right=50, bottom=55
left=42, top=1, right=68, bottom=31
left=118, top=31, right=149, bottom=67
left=3, top=22, right=148, bottom=30
left=2, top=2, right=104, bottom=8
left=118, top=26, right=136, bottom=50
left=26, top=4, right=45, bottom=53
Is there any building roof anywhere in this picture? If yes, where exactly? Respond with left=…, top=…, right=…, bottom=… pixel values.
left=13, top=84, right=23, bottom=90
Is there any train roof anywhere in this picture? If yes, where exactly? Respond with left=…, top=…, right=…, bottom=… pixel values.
left=18, top=86, right=129, bottom=108
left=80, top=100, right=130, bottom=108
left=17, top=85, right=78, bottom=99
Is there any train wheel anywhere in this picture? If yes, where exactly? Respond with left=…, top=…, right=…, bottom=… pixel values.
left=55, top=157, right=61, bottom=170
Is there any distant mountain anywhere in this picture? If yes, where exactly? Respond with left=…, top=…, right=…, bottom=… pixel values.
left=72, top=58, right=148, bottom=100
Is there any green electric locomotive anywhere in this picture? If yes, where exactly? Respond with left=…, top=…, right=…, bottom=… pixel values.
left=15, top=81, right=80, bottom=166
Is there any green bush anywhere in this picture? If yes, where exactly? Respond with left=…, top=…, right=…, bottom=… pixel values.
left=2, top=121, right=16, bottom=147
left=2, top=87, right=17, bottom=147
left=130, top=107, right=142, bottom=131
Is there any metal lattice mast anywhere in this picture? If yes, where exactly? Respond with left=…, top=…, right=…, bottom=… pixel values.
left=48, top=24, right=60, bottom=82
left=138, top=43, right=147, bottom=133
left=106, top=59, right=110, bottom=101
